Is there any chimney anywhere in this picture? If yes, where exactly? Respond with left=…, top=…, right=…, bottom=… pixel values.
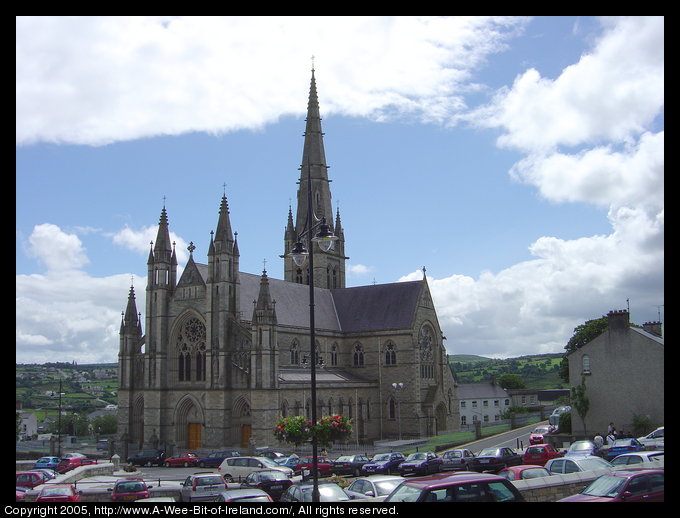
left=607, top=309, right=629, bottom=330
left=643, top=321, right=662, bottom=337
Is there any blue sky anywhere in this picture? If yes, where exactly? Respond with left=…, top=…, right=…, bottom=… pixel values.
left=16, top=16, right=664, bottom=364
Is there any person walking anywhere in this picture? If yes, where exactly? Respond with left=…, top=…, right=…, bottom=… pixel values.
left=593, top=432, right=604, bottom=449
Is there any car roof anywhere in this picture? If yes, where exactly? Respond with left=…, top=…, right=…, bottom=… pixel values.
left=399, top=472, right=503, bottom=488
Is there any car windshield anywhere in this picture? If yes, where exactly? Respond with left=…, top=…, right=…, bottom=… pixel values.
left=260, top=458, right=281, bottom=468
left=446, top=451, right=461, bottom=458
left=611, top=439, right=634, bottom=447
left=116, top=482, right=146, bottom=492
left=302, top=484, right=349, bottom=502
left=335, top=456, right=351, bottom=462
left=259, top=472, right=287, bottom=481
left=570, top=442, right=593, bottom=451
left=532, top=427, right=548, bottom=433
left=521, top=468, right=550, bottom=479
left=197, top=476, right=223, bottom=485
left=41, top=487, right=72, bottom=496
left=579, top=458, right=611, bottom=470
left=375, top=480, right=403, bottom=496
left=581, top=475, right=625, bottom=497
left=406, top=453, right=426, bottom=461
left=372, top=454, right=390, bottom=461
left=478, top=449, right=500, bottom=456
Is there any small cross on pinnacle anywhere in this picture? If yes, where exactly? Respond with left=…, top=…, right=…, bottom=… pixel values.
left=188, top=242, right=196, bottom=255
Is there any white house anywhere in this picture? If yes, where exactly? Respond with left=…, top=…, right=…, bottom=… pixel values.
left=456, top=382, right=511, bottom=428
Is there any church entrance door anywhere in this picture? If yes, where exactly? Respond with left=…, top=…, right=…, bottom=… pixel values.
left=188, top=423, right=202, bottom=450
left=241, top=425, right=251, bottom=449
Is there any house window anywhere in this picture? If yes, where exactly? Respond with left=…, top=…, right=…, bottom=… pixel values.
left=460, top=401, right=466, bottom=408
left=494, top=400, right=499, bottom=407
left=472, top=401, right=477, bottom=408
left=461, top=416, right=467, bottom=426
left=483, top=400, right=489, bottom=407
left=582, top=355, right=591, bottom=374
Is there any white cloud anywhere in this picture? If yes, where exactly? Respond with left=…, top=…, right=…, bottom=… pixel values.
left=26, top=223, right=90, bottom=271
left=347, top=264, right=374, bottom=277
left=16, top=16, right=529, bottom=146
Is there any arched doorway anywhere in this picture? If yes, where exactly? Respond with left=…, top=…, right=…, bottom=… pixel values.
left=174, top=396, right=204, bottom=449
left=234, top=397, right=251, bottom=449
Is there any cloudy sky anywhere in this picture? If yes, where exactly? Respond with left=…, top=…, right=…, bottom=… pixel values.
left=16, top=16, right=664, bottom=364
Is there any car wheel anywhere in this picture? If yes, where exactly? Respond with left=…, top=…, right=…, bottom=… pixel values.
left=164, top=462, right=170, bottom=468
left=199, top=462, right=205, bottom=468
left=183, top=462, right=189, bottom=468
left=224, top=474, right=234, bottom=483
left=145, top=461, right=151, bottom=467
left=354, top=468, right=361, bottom=477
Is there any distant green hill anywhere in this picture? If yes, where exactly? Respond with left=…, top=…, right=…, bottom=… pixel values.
left=448, top=353, right=567, bottom=389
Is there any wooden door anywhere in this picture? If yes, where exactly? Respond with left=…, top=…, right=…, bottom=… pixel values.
left=241, top=425, right=251, bottom=449
left=188, top=423, right=202, bottom=450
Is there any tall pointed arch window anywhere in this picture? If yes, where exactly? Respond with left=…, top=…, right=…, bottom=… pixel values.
left=330, top=344, right=338, bottom=366
left=353, top=343, right=364, bottom=367
left=175, top=316, right=206, bottom=382
left=419, top=323, right=435, bottom=379
left=290, top=340, right=299, bottom=365
left=385, top=343, right=397, bottom=365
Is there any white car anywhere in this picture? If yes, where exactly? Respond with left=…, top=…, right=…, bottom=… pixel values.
left=544, top=455, right=612, bottom=474
left=218, top=456, right=293, bottom=482
left=610, top=450, right=664, bottom=467
left=637, top=427, right=664, bottom=449
left=346, top=475, right=405, bottom=501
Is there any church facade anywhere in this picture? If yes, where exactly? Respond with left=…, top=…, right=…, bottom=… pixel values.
left=117, top=70, right=459, bottom=451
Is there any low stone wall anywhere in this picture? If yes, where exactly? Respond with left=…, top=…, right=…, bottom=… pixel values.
left=512, top=467, right=610, bottom=502
left=22, top=463, right=116, bottom=502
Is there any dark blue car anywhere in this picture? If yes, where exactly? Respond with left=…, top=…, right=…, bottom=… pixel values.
left=398, top=452, right=443, bottom=476
left=197, top=450, right=241, bottom=468
left=361, top=452, right=406, bottom=475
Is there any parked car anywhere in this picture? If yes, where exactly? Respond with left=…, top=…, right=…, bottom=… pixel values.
left=29, top=468, right=58, bottom=480
left=293, top=455, right=333, bottom=477
left=97, top=439, right=109, bottom=451
left=470, top=447, right=523, bottom=472
left=16, top=486, right=28, bottom=502
left=346, top=476, right=405, bottom=501
left=522, top=444, right=563, bottom=466
left=497, top=465, right=551, bottom=481
left=218, top=456, right=294, bottom=482
left=126, top=449, right=166, bottom=467
left=441, top=449, right=475, bottom=471
left=35, top=484, right=83, bottom=503
left=637, top=426, right=664, bottom=449
left=109, top=478, right=151, bottom=502
left=55, top=455, right=97, bottom=473
left=331, top=454, right=371, bottom=477
left=279, top=480, right=364, bottom=502
left=239, top=469, right=294, bottom=501
left=398, top=451, right=443, bottom=476
left=384, top=472, right=525, bottom=502
left=197, top=450, right=241, bottom=468
left=557, top=469, right=664, bottom=502
left=610, top=450, right=664, bottom=467
left=604, top=438, right=645, bottom=460
left=275, top=455, right=303, bottom=475
left=212, top=489, right=274, bottom=502
left=254, top=448, right=286, bottom=460
left=361, top=452, right=406, bottom=475
left=164, top=452, right=200, bottom=468
left=34, top=456, right=61, bottom=470
left=545, top=455, right=612, bottom=474
left=179, top=472, right=229, bottom=502
left=564, top=440, right=603, bottom=457
left=16, top=471, right=50, bottom=489
left=529, top=425, right=553, bottom=445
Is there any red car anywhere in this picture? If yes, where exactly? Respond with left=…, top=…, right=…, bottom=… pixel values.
left=164, top=452, right=200, bottom=467
left=16, top=471, right=50, bottom=489
left=294, top=456, right=333, bottom=476
left=522, top=444, right=563, bottom=466
left=558, top=469, right=664, bottom=502
left=36, top=484, right=83, bottom=502
left=497, top=464, right=551, bottom=481
left=529, top=425, right=553, bottom=445
left=109, top=478, right=151, bottom=502
left=56, top=455, right=97, bottom=473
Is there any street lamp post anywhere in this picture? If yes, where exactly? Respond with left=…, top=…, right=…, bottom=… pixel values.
left=290, top=159, right=338, bottom=503
left=392, top=382, right=404, bottom=441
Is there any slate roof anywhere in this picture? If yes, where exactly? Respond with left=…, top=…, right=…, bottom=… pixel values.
left=456, top=383, right=510, bottom=400
left=192, top=268, right=424, bottom=334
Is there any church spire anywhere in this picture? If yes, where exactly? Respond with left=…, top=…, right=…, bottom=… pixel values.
left=153, top=204, right=172, bottom=263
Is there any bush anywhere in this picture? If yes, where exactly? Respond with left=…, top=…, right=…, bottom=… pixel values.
left=559, top=412, right=571, bottom=433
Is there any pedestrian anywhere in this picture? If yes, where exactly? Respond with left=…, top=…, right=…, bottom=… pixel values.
left=593, top=432, right=604, bottom=449
left=607, top=422, right=615, bottom=435
left=606, top=429, right=617, bottom=445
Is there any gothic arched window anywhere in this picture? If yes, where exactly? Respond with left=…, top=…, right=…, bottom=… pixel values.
left=290, top=340, right=299, bottom=365
left=175, top=316, right=206, bottom=382
left=385, top=343, right=397, bottom=365
left=330, top=344, right=338, bottom=366
left=353, top=343, right=364, bottom=367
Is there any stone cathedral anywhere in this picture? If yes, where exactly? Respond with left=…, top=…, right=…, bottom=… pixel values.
left=117, top=70, right=459, bottom=452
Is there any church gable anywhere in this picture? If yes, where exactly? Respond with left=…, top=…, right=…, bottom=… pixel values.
left=177, top=258, right=206, bottom=288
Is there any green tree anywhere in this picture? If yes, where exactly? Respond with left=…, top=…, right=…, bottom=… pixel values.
left=571, top=376, right=590, bottom=436
left=498, top=373, right=526, bottom=389
left=559, top=316, right=608, bottom=383
left=90, top=414, right=118, bottom=435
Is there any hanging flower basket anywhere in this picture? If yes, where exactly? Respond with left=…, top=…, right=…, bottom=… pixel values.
left=274, top=415, right=352, bottom=447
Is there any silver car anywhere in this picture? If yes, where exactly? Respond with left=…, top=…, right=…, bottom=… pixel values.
left=441, top=449, right=475, bottom=471
left=218, top=456, right=294, bottom=482
left=179, top=472, right=228, bottom=502
left=545, top=455, right=612, bottom=474
left=346, top=475, right=405, bottom=501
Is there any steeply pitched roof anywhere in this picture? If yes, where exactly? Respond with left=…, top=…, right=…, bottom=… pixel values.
left=456, top=383, right=510, bottom=400
left=330, top=281, right=422, bottom=332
